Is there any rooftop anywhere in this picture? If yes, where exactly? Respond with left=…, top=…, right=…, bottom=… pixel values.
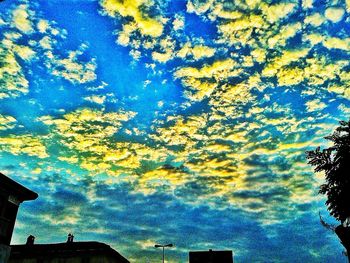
left=189, top=249, right=233, bottom=263
left=0, top=172, right=38, bottom=201
left=10, top=241, right=129, bottom=262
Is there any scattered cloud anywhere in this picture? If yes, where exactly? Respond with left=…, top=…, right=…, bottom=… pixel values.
left=0, top=114, right=17, bottom=130
left=1, top=0, right=350, bottom=261
left=48, top=48, right=97, bottom=85
left=11, top=4, right=34, bottom=33
left=0, top=44, right=30, bottom=99
left=0, top=135, right=48, bottom=158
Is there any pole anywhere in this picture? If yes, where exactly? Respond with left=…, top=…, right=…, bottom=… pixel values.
left=155, top=243, right=172, bottom=263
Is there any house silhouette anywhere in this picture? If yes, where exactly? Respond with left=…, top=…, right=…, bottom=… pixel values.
left=189, top=249, right=233, bottom=263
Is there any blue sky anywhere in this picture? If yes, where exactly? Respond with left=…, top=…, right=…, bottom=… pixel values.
left=0, top=0, right=349, bottom=262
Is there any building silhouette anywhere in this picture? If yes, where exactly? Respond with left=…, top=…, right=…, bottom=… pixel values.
left=9, top=241, right=130, bottom=263
left=189, top=249, right=234, bottom=263
left=0, top=172, right=38, bottom=263
left=0, top=172, right=130, bottom=263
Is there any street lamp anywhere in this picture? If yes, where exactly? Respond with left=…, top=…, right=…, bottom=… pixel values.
left=154, top=243, right=173, bottom=263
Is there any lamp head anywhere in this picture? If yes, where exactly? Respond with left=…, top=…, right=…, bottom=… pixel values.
left=154, top=243, right=173, bottom=248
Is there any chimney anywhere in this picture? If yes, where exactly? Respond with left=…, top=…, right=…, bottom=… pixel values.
left=26, top=235, right=35, bottom=245
left=66, top=233, right=74, bottom=243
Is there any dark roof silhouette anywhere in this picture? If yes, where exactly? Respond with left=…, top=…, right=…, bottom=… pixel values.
left=0, top=172, right=38, bottom=201
left=10, top=241, right=129, bottom=262
left=189, top=249, right=233, bottom=263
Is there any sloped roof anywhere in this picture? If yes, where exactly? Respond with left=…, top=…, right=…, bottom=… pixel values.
left=0, top=172, right=38, bottom=201
left=10, top=242, right=129, bottom=263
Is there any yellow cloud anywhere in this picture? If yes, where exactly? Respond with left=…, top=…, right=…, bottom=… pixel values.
left=277, top=67, right=304, bottom=86
left=212, top=82, right=254, bottom=106
left=261, top=2, right=297, bottom=24
left=268, top=22, right=301, bottom=48
left=84, top=95, right=106, bottom=104
left=86, top=0, right=350, bottom=219
left=0, top=115, right=17, bottom=130
left=204, top=143, right=231, bottom=153
left=0, top=136, right=48, bottom=158
left=0, top=45, right=29, bottom=99
left=219, top=14, right=264, bottom=35
left=146, top=95, right=321, bottom=220
left=39, top=108, right=183, bottom=177
left=304, top=57, right=342, bottom=85
left=173, top=14, right=184, bottom=30
left=13, top=45, right=35, bottom=60
left=117, top=22, right=137, bottom=46
left=39, top=36, right=55, bottom=50
left=222, top=131, right=248, bottom=143
left=174, top=59, right=244, bottom=101
left=151, top=114, right=208, bottom=148
left=41, top=108, right=136, bottom=142
left=211, top=4, right=243, bottom=20
left=139, top=166, right=190, bottom=189
left=262, top=48, right=310, bottom=77
left=192, top=45, right=216, bottom=60
left=339, top=70, right=350, bottom=83
left=175, top=59, right=238, bottom=79
left=346, top=0, right=350, bottom=13
left=302, top=0, right=313, bottom=9
left=339, top=103, right=350, bottom=114
left=31, top=167, right=42, bottom=174
left=328, top=84, right=350, bottom=99
left=305, top=99, right=327, bottom=112
left=12, top=5, right=33, bottom=33
left=183, top=80, right=217, bottom=101
left=152, top=51, right=173, bottom=63
left=322, top=37, right=350, bottom=51
left=50, top=50, right=97, bottom=84
left=100, top=0, right=163, bottom=37
left=58, top=156, right=79, bottom=164
left=251, top=48, right=266, bottom=63
left=177, top=43, right=215, bottom=60
left=187, top=0, right=214, bottom=15
left=303, top=33, right=324, bottom=46
left=325, top=7, right=345, bottom=23
left=304, top=13, right=325, bottom=26
left=37, top=19, right=50, bottom=33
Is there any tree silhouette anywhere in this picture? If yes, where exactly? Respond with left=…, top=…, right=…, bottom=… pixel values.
left=307, top=119, right=350, bottom=261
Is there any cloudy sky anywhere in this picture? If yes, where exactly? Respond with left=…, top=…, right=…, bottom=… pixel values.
left=0, top=0, right=349, bottom=262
